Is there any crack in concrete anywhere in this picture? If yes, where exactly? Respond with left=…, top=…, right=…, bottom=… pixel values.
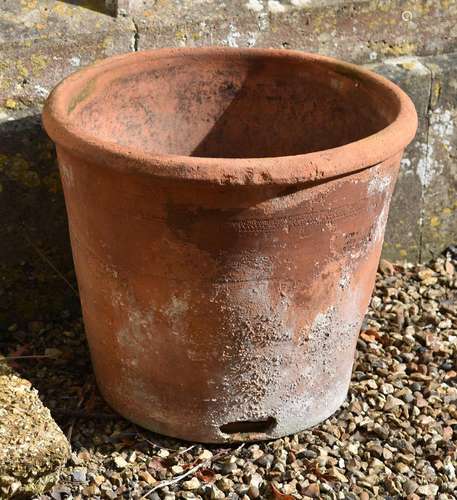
left=419, top=61, right=436, bottom=263
left=131, top=18, right=140, bottom=51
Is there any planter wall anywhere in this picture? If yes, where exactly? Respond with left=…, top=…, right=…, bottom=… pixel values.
left=44, top=48, right=417, bottom=442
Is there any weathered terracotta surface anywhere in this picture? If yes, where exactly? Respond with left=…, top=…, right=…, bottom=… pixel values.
left=43, top=48, right=417, bottom=442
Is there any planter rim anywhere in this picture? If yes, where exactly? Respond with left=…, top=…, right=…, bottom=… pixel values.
left=42, top=47, right=418, bottom=185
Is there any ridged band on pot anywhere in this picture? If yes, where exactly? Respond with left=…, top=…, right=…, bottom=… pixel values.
left=43, top=48, right=417, bottom=443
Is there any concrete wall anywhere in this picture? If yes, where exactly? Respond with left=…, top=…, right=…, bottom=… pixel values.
left=1, top=0, right=456, bottom=325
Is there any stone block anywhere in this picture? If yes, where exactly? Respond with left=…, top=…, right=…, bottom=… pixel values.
left=0, top=359, right=70, bottom=497
left=134, top=0, right=457, bottom=64
left=420, top=53, right=457, bottom=260
left=370, top=57, right=431, bottom=261
left=0, top=0, right=135, bottom=113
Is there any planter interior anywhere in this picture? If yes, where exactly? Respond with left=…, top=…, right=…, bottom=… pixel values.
left=67, top=52, right=397, bottom=159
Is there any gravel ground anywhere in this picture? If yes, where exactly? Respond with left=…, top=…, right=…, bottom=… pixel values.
left=2, top=249, right=457, bottom=499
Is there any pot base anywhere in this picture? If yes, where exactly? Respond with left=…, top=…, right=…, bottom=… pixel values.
left=98, top=382, right=350, bottom=443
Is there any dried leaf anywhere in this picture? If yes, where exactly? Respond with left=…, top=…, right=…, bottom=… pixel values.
left=197, top=467, right=216, bottom=483
left=6, top=343, right=32, bottom=368
left=303, top=461, right=335, bottom=481
left=270, top=483, right=295, bottom=499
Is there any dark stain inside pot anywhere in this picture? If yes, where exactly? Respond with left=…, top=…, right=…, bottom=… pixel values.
left=71, top=54, right=399, bottom=159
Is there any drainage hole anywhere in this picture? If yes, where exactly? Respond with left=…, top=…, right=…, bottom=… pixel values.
left=220, top=416, right=277, bottom=434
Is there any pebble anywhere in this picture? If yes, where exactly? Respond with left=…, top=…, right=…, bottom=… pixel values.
left=380, top=383, right=394, bottom=395
left=301, top=483, right=320, bottom=497
left=182, top=477, right=201, bottom=491
left=81, top=484, right=99, bottom=496
left=255, top=453, right=274, bottom=469
left=250, top=449, right=264, bottom=461
left=104, top=489, right=118, bottom=499
left=383, top=394, right=404, bottom=410
left=199, top=449, right=213, bottom=460
left=71, top=467, right=87, bottom=482
left=113, top=456, right=128, bottom=469
left=247, top=485, right=259, bottom=498
left=218, top=477, right=234, bottom=492
left=395, top=462, right=410, bottom=474
left=416, top=484, right=439, bottom=496
left=221, top=461, right=238, bottom=474
left=210, top=484, right=226, bottom=499
left=248, top=472, right=263, bottom=489
left=138, top=470, right=156, bottom=485
left=181, top=493, right=197, bottom=499
left=403, top=479, right=418, bottom=495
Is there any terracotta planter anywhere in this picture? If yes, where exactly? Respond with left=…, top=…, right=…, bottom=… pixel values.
left=43, top=48, right=417, bottom=443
